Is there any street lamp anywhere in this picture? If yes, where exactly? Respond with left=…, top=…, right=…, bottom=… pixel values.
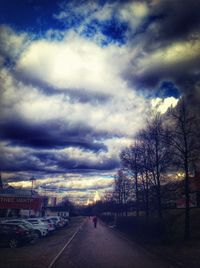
left=30, top=176, right=36, bottom=195
left=29, top=176, right=36, bottom=216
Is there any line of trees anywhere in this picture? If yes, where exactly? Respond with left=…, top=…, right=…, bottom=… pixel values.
left=102, top=97, right=200, bottom=240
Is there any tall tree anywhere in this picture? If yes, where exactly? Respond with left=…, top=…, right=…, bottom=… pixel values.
left=138, top=114, right=172, bottom=219
left=136, top=137, right=151, bottom=218
left=0, top=172, right=3, bottom=189
left=168, top=98, right=198, bottom=240
left=113, top=169, right=132, bottom=216
left=120, top=144, right=140, bottom=216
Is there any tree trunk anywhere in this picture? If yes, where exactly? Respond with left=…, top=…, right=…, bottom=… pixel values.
left=184, top=160, right=190, bottom=240
left=145, top=171, right=149, bottom=218
left=156, top=142, right=162, bottom=219
left=157, top=182, right=163, bottom=219
left=135, top=172, right=139, bottom=217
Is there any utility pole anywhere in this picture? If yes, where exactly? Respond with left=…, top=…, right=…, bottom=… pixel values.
left=29, top=177, right=36, bottom=216
left=0, top=172, right=3, bottom=189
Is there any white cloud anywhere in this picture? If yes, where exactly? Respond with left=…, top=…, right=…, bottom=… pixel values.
left=54, top=1, right=149, bottom=37
left=7, top=171, right=114, bottom=203
left=151, top=97, right=179, bottom=114
left=120, top=2, right=149, bottom=29
left=59, top=137, right=133, bottom=167
left=1, top=60, right=147, bottom=137
left=16, top=32, right=131, bottom=97
left=0, top=25, right=28, bottom=64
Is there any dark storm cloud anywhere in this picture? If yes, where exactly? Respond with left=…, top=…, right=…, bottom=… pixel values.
left=57, top=157, right=118, bottom=171
left=121, top=0, right=200, bottom=95
left=125, top=0, right=200, bottom=52
left=0, top=145, right=118, bottom=174
left=0, top=152, right=47, bottom=173
left=146, top=0, right=200, bottom=46
left=0, top=116, right=120, bottom=174
left=0, top=118, right=108, bottom=152
left=125, top=55, right=200, bottom=90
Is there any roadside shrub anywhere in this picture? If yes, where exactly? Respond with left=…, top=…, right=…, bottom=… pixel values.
left=116, top=216, right=166, bottom=243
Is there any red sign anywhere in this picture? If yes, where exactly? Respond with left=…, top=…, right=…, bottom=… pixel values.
left=0, top=196, right=42, bottom=210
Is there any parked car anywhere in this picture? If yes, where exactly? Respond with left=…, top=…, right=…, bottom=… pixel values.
left=39, top=218, right=55, bottom=232
left=0, top=223, right=35, bottom=248
left=45, top=216, right=65, bottom=228
left=2, top=219, right=48, bottom=238
left=62, top=217, right=69, bottom=226
left=26, top=218, right=49, bottom=235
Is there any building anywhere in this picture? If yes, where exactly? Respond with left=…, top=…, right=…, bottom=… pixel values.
left=45, top=206, right=69, bottom=218
left=48, top=196, right=57, bottom=207
left=0, top=186, right=43, bottom=218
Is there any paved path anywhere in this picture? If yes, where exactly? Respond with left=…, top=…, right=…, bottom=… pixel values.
left=54, top=218, right=176, bottom=268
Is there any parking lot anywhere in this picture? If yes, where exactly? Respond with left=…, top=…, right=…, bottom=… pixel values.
left=0, top=217, right=84, bottom=268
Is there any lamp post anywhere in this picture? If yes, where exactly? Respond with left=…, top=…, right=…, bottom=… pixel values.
left=43, top=185, right=47, bottom=217
left=29, top=176, right=36, bottom=216
left=30, top=176, right=36, bottom=194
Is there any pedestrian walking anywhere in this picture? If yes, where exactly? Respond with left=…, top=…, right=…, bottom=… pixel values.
left=93, top=216, right=97, bottom=228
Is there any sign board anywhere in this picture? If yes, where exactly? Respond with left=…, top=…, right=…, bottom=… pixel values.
left=0, top=196, right=42, bottom=210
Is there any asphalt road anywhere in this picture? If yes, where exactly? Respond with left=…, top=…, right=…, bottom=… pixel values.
left=54, top=218, right=176, bottom=268
left=0, top=217, right=84, bottom=268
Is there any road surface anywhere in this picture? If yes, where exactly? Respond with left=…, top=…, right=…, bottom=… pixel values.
left=53, top=218, right=176, bottom=268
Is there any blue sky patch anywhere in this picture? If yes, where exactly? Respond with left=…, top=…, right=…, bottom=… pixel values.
left=0, top=0, right=63, bottom=33
left=81, top=18, right=128, bottom=45
left=157, top=81, right=180, bottom=98
left=100, top=18, right=128, bottom=45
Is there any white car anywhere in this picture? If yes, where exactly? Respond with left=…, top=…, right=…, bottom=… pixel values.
left=2, top=219, right=48, bottom=238
left=39, top=218, right=55, bottom=232
left=45, top=216, right=65, bottom=228
left=26, top=218, right=49, bottom=235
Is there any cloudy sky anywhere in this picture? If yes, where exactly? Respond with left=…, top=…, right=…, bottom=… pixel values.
left=0, top=0, right=199, bottom=203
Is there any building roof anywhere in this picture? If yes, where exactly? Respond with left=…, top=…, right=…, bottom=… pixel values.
left=0, top=187, right=39, bottom=197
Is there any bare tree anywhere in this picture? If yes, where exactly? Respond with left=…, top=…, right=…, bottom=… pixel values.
left=102, top=190, right=116, bottom=216
left=168, top=98, right=198, bottom=240
left=120, top=144, right=140, bottom=216
left=137, top=114, right=172, bottom=219
left=113, top=169, right=132, bottom=216
left=136, top=137, right=151, bottom=218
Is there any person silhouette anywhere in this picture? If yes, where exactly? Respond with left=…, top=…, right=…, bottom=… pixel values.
left=93, top=216, right=97, bottom=228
